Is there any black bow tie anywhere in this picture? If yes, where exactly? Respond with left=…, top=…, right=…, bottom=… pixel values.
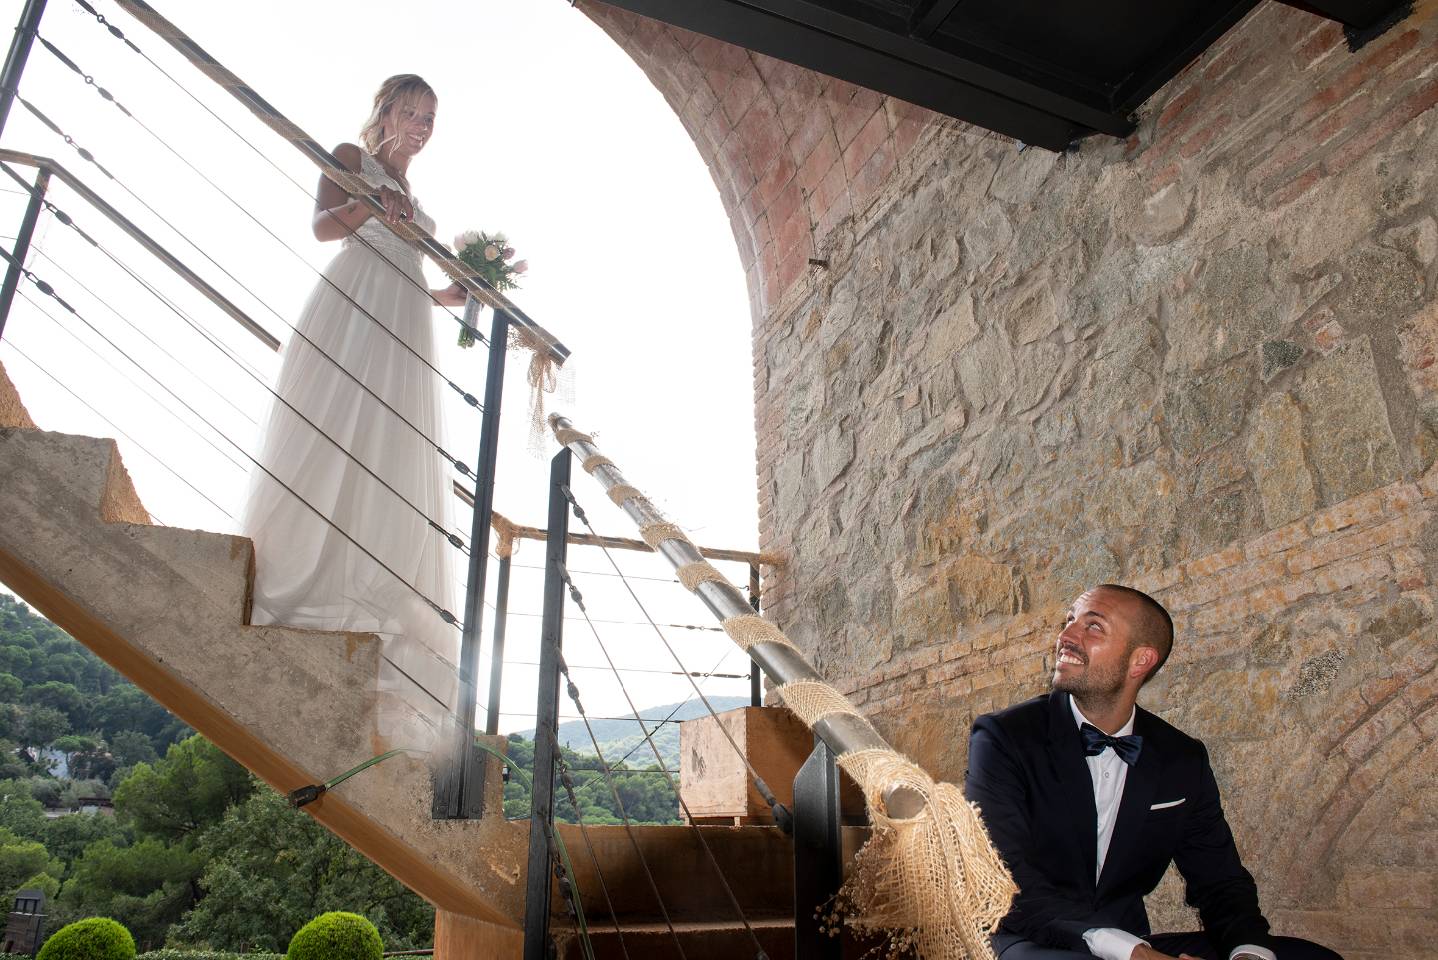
left=1079, top=723, right=1143, bottom=766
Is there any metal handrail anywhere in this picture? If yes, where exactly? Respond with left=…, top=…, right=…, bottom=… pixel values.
left=113, top=0, right=569, bottom=366
left=0, top=149, right=281, bottom=351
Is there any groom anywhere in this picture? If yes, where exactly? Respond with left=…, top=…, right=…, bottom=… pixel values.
left=964, top=584, right=1342, bottom=960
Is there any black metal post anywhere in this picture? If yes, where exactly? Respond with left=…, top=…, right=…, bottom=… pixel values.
left=434, top=306, right=509, bottom=819
left=484, top=552, right=511, bottom=736
left=522, top=446, right=572, bottom=960
left=748, top=562, right=763, bottom=707
left=793, top=738, right=843, bottom=960
left=0, top=0, right=46, bottom=144
left=0, top=166, right=45, bottom=340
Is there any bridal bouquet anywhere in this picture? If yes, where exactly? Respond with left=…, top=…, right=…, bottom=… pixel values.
left=453, top=229, right=528, bottom=348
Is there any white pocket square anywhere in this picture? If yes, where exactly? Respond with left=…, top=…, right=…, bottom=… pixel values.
left=1150, top=798, right=1186, bottom=810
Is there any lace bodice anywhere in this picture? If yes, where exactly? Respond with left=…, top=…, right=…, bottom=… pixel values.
left=343, top=152, right=434, bottom=268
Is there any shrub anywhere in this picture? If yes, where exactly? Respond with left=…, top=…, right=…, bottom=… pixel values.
left=139, top=953, right=284, bottom=960
left=285, top=913, right=382, bottom=960
left=37, top=918, right=136, bottom=960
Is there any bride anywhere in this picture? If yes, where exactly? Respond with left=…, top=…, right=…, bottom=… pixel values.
left=241, top=74, right=466, bottom=751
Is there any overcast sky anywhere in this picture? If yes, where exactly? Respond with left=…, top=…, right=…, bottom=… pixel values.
left=0, top=0, right=760, bottom=735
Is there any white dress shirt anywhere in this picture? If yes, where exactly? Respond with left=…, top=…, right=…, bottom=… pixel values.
left=1069, top=697, right=1275, bottom=960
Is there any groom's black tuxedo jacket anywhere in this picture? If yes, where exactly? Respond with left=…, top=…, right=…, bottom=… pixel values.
left=964, top=692, right=1272, bottom=957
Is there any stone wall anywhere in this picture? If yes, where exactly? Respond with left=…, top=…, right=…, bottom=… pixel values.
left=582, top=2, right=1438, bottom=955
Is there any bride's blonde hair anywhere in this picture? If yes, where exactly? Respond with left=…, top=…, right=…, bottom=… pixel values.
left=359, top=74, right=437, bottom=154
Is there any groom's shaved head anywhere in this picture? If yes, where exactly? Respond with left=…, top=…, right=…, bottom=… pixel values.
left=1094, top=584, right=1174, bottom=683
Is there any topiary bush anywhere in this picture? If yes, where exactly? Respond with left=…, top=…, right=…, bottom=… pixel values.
left=37, top=918, right=136, bottom=960
left=138, top=953, right=285, bottom=960
left=285, top=913, right=382, bottom=960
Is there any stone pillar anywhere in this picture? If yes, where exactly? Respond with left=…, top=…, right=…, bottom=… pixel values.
left=0, top=360, right=36, bottom=429
left=433, top=911, right=523, bottom=960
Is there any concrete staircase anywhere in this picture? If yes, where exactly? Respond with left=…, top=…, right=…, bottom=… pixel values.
left=0, top=360, right=528, bottom=946
left=0, top=361, right=811, bottom=958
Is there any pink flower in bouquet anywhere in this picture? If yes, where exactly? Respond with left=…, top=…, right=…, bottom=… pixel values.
left=503, top=246, right=515, bottom=260
left=512, top=259, right=529, bottom=274
left=483, top=244, right=500, bottom=261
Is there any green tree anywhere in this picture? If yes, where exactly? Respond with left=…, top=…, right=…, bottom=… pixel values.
left=0, top=778, right=47, bottom=840
left=0, top=825, right=61, bottom=900
left=25, top=683, right=85, bottom=730
left=109, top=731, right=157, bottom=769
left=0, top=673, right=22, bottom=703
left=57, top=838, right=200, bottom=951
left=90, top=688, right=186, bottom=752
left=112, top=736, right=252, bottom=842
left=42, top=809, right=128, bottom=867
left=168, top=790, right=432, bottom=953
left=15, top=705, right=69, bottom=750
left=0, top=645, right=33, bottom=678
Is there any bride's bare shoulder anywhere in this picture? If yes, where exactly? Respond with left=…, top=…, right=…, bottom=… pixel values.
left=331, top=142, right=364, bottom=172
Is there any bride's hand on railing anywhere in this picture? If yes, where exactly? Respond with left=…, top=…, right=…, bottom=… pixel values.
left=377, top=184, right=414, bottom=225
left=430, top=281, right=467, bottom=309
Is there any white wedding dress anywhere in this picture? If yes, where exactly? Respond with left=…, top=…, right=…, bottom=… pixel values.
left=241, top=151, right=458, bottom=751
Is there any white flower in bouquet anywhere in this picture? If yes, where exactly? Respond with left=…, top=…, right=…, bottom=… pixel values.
left=453, top=229, right=528, bottom=348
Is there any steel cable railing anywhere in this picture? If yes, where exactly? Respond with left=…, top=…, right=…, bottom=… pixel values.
left=2, top=325, right=189, bottom=526
left=29, top=246, right=258, bottom=428
left=57, top=3, right=497, bottom=359
left=0, top=246, right=462, bottom=629
left=0, top=120, right=489, bottom=503
left=15, top=266, right=249, bottom=475
left=20, top=41, right=492, bottom=396
left=0, top=6, right=787, bottom=951
left=552, top=541, right=769, bottom=959
left=6, top=172, right=474, bottom=570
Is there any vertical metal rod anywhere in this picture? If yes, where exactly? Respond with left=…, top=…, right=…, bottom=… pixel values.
left=0, top=0, right=45, bottom=143
left=793, top=739, right=843, bottom=960
left=523, top=447, right=572, bottom=960
left=0, top=166, right=45, bottom=340
left=748, top=561, right=763, bottom=708
left=484, top=552, right=512, bottom=737
left=434, top=305, right=508, bottom=819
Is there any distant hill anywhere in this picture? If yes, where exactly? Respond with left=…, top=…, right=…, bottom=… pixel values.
left=518, top=695, right=749, bottom=773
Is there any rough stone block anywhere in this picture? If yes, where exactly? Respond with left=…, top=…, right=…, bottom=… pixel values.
left=1297, top=337, right=1401, bottom=505
left=1247, top=392, right=1318, bottom=527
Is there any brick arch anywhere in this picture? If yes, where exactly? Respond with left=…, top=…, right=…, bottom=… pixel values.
left=577, top=1, right=947, bottom=318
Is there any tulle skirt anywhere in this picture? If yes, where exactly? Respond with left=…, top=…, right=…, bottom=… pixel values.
left=241, top=241, right=459, bottom=750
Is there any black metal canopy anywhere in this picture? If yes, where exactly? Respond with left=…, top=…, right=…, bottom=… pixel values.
left=600, top=0, right=1410, bottom=150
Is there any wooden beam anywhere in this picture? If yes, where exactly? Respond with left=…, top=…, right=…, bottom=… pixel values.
left=453, top=482, right=781, bottom=567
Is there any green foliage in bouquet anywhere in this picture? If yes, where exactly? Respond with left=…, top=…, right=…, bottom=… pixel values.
left=452, top=230, right=527, bottom=348
left=284, top=912, right=381, bottom=960
left=37, top=918, right=136, bottom=960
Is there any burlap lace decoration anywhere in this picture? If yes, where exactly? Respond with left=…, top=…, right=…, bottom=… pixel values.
left=720, top=614, right=799, bottom=653
left=606, top=484, right=642, bottom=508
left=581, top=454, right=614, bottom=474
left=675, top=561, right=727, bottom=592
left=639, top=522, right=687, bottom=551
left=491, top=513, right=518, bottom=560
left=775, top=680, right=866, bottom=728
left=831, top=748, right=1016, bottom=960
left=554, top=427, right=593, bottom=448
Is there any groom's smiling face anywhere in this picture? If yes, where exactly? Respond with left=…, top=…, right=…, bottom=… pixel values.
left=1051, top=587, right=1137, bottom=699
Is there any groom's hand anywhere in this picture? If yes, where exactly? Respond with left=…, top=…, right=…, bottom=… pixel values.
left=1130, top=946, right=1201, bottom=960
